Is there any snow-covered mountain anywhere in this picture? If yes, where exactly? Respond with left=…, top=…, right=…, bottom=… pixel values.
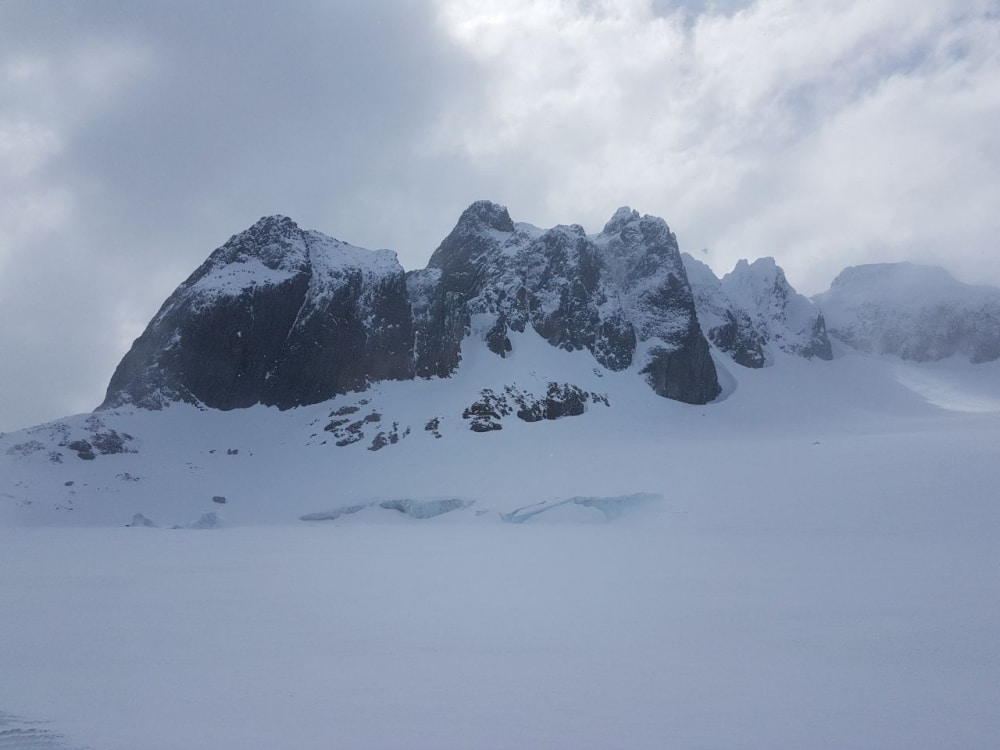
left=815, top=262, right=1000, bottom=363
left=4, top=201, right=1000, bottom=528
left=3, top=205, right=999, bottom=750
left=410, top=201, right=718, bottom=404
left=110, top=204, right=1000, bottom=426
left=101, top=215, right=414, bottom=411
left=684, top=254, right=832, bottom=367
left=103, top=202, right=720, bottom=410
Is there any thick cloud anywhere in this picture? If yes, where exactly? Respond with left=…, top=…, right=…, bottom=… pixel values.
left=430, top=0, right=1000, bottom=290
left=2, top=0, right=999, bottom=430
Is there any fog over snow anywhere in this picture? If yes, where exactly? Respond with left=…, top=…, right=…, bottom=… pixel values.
left=2, top=0, right=1000, bottom=431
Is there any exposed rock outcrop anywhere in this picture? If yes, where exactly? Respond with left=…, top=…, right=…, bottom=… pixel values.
left=409, top=202, right=721, bottom=404
left=100, top=203, right=744, bottom=413
left=461, top=382, right=610, bottom=432
left=101, top=216, right=414, bottom=411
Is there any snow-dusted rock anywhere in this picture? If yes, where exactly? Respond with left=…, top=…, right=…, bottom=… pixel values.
left=410, top=201, right=720, bottom=404
left=815, top=263, right=1000, bottom=363
left=684, top=254, right=832, bottom=367
left=101, top=215, right=414, bottom=411
left=101, top=204, right=720, bottom=414
left=461, top=382, right=609, bottom=432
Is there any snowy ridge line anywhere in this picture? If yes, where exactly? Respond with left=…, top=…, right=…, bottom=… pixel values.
left=815, top=262, right=1000, bottom=363
left=97, top=202, right=1000, bottom=423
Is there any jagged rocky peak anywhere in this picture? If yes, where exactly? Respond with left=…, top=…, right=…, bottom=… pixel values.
left=458, top=199, right=517, bottom=234
left=593, top=208, right=718, bottom=402
left=815, top=262, right=1000, bottom=363
left=212, top=214, right=308, bottom=270
left=602, top=206, right=641, bottom=234
left=426, top=200, right=515, bottom=281
left=411, top=203, right=720, bottom=404
left=100, top=202, right=727, bottom=416
left=683, top=254, right=832, bottom=367
left=101, top=217, right=414, bottom=412
left=406, top=201, right=522, bottom=379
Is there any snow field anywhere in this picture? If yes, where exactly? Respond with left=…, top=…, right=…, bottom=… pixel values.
left=1, top=490, right=997, bottom=750
left=2, top=336, right=999, bottom=748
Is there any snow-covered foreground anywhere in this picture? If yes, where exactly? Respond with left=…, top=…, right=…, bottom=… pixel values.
left=2, top=494, right=998, bottom=750
left=2, top=342, right=999, bottom=748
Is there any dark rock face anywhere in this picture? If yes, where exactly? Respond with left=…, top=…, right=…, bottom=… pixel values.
left=705, top=309, right=768, bottom=368
left=806, top=314, right=834, bottom=361
left=462, top=383, right=610, bottom=431
left=406, top=268, right=468, bottom=378
left=516, top=382, right=592, bottom=421
left=596, top=212, right=719, bottom=400
left=101, top=216, right=414, bottom=411
left=102, top=203, right=725, bottom=414
left=61, top=416, right=136, bottom=460
left=324, top=409, right=382, bottom=447
left=462, top=388, right=512, bottom=432
left=641, top=330, right=721, bottom=404
left=67, top=439, right=96, bottom=460
left=410, top=202, right=721, bottom=404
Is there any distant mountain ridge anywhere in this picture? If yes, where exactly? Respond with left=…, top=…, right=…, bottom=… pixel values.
left=815, top=262, right=1000, bottom=363
left=5, top=202, right=1000, bottom=527
left=99, top=202, right=1000, bottom=418
left=102, top=201, right=725, bottom=410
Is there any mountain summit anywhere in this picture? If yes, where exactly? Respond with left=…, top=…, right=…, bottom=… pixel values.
left=102, top=202, right=726, bottom=410
left=408, top=201, right=719, bottom=403
left=98, top=203, right=1000, bottom=421
left=101, top=215, right=413, bottom=411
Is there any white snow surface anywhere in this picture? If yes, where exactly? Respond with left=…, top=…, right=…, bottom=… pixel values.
left=1, top=332, right=999, bottom=749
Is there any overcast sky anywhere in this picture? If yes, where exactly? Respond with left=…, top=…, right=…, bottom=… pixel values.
left=2, top=0, right=999, bottom=431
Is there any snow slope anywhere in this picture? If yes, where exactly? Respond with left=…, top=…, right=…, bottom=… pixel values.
left=1, top=333, right=999, bottom=749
